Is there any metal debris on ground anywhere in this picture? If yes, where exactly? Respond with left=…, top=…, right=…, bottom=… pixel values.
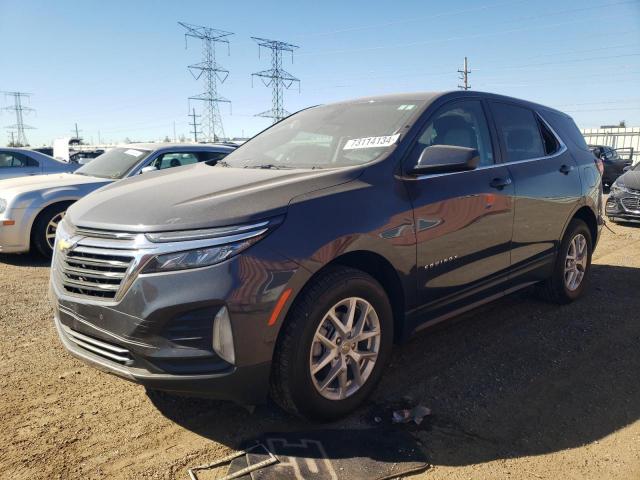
left=187, top=443, right=277, bottom=480
left=392, top=405, right=432, bottom=425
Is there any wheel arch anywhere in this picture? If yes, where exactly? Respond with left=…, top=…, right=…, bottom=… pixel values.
left=29, top=199, right=76, bottom=248
left=569, top=205, right=598, bottom=246
left=280, top=250, right=408, bottom=344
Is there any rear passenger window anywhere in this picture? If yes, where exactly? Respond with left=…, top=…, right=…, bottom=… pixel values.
left=491, top=102, right=545, bottom=162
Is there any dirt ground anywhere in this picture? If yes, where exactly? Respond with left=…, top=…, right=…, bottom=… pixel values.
left=1, top=220, right=639, bottom=480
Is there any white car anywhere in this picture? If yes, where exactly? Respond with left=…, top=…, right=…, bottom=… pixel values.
left=0, top=143, right=234, bottom=257
left=0, top=148, right=78, bottom=180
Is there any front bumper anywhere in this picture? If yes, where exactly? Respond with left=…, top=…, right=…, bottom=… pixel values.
left=50, top=225, right=304, bottom=404
left=0, top=208, right=31, bottom=253
left=606, top=192, right=640, bottom=223
left=54, top=312, right=271, bottom=403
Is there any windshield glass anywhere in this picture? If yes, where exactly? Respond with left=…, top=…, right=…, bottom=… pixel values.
left=75, top=148, right=151, bottom=179
left=220, top=99, right=424, bottom=169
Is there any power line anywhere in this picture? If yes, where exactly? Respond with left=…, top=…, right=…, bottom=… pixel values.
left=2, top=91, right=35, bottom=147
left=458, top=57, right=471, bottom=90
left=188, top=108, right=202, bottom=143
left=251, top=37, right=300, bottom=123
left=179, top=21, right=233, bottom=142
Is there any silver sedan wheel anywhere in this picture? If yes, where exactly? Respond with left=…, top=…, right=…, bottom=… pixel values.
left=309, top=297, right=381, bottom=401
left=564, top=233, right=588, bottom=291
left=46, top=212, right=65, bottom=251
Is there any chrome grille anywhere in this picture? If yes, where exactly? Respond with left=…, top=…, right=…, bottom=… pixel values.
left=59, top=249, right=133, bottom=299
left=621, top=196, right=640, bottom=212
left=62, top=324, right=133, bottom=365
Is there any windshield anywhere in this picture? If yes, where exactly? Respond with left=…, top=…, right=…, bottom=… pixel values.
left=220, top=99, right=424, bottom=169
left=75, top=148, right=151, bottom=179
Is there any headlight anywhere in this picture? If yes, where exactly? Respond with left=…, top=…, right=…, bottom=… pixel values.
left=142, top=240, right=257, bottom=273
left=0, top=198, right=6, bottom=214
left=141, top=219, right=278, bottom=273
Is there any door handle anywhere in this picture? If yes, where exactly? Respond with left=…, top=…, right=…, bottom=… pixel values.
left=559, top=164, right=573, bottom=175
left=489, top=177, right=512, bottom=190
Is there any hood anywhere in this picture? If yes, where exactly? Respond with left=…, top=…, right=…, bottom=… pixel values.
left=0, top=173, right=111, bottom=199
left=67, top=162, right=361, bottom=232
left=618, top=170, right=640, bottom=191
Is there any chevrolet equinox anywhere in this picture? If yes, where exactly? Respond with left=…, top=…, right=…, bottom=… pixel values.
left=50, top=91, right=603, bottom=420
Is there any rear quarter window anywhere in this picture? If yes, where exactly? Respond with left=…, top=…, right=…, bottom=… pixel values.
left=541, top=110, right=589, bottom=152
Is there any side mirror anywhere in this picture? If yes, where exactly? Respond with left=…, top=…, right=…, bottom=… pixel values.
left=140, top=165, right=158, bottom=175
left=623, top=165, right=631, bottom=172
left=410, top=145, right=480, bottom=175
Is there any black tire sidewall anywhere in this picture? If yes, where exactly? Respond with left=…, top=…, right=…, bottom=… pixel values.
left=33, top=204, right=69, bottom=258
left=287, top=273, right=393, bottom=420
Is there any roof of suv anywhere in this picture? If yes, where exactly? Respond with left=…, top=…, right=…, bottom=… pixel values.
left=331, top=90, right=569, bottom=118
left=119, top=142, right=236, bottom=152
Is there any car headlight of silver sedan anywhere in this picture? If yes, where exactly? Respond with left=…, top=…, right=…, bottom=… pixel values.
left=0, top=198, right=7, bottom=215
left=610, top=181, right=631, bottom=196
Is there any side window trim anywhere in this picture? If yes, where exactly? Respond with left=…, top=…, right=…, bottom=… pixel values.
left=534, top=111, right=566, bottom=159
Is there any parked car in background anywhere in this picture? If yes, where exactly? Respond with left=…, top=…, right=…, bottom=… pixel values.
left=0, top=143, right=234, bottom=257
left=589, top=145, right=632, bottom=186
left=69, top=150, right=105, bottom=164
left=606, top=162, right=640, bottom=223
left=50, top=91, right=603, bottom=420
left=0, top=148, right=78, bottom=180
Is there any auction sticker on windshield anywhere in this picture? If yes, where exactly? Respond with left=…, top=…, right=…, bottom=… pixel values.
left=124, top=149, right=144, bottom=157
left=344, top=134, right=400, bottom=150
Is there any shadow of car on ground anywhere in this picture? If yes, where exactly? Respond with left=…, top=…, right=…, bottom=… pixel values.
left=141, top=263, right=640, bottom=466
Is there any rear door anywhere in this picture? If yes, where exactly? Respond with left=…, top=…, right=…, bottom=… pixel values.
left=404, top=98, right=515, bottom=326
left=488, top=101, right=582, bottom=284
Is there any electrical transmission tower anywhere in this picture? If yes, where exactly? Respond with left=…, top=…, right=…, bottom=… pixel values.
left=179, top=22, right=233, bottom=142
left=251, top=37, right=300, bottom=123
left=189, top=108, right=202, bottom=142
left=458, top=56, right=471, bottom=91
left=3, top=91, right=35, bottom=146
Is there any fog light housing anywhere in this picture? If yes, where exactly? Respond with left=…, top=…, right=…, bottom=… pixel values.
left=212, top=306, right=235, bottom=365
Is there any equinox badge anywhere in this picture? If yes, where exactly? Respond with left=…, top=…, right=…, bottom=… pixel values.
left=425, top=255, right=458, bottom=269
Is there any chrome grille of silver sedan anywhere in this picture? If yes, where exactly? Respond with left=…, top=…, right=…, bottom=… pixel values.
left=58, top=249, right=133, bottom=299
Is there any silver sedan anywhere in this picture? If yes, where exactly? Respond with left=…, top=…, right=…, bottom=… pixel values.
left=0, top=143, right=235, bottom=257
left=0, top=148, right=78, bottom=180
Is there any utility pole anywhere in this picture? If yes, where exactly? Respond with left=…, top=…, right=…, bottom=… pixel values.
left=8, top=131, right=15, bottom=147
left=251, top=37, right=300, bottom=123
left=179, top=21, right=233, bottom=142
left=2, top=91, right=35, bottom=147
left=189, top=108, right=202, bottom=143
left=72, top=122, right=82, bottom=142
left=458, top=56, right=471, bottom=91
left=173, top=121, right=177, bottom=142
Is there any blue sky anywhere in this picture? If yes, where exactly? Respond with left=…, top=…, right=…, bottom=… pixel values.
left=1, top=0, right=639, bottom=146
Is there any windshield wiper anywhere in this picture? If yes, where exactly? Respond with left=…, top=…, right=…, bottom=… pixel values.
left=245, top=164, right=294, bottom=170
left=214, top=160, right=232, bottom=167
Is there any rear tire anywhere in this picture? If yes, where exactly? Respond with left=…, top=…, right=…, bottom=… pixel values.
left=32, top=203, right=72, bottom=258
left=536, top=219, right=592, bottom=304
left=270, top=266, right=393, bottom=421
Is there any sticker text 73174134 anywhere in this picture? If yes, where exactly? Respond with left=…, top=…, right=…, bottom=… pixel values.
left=343, top=134, right=400, bottom=150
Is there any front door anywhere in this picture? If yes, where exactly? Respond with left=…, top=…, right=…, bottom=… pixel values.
left=403, top=99, right=515, bottom=328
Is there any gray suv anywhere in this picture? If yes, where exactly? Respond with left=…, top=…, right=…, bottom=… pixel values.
left=51, top=91, right=603, bottom=420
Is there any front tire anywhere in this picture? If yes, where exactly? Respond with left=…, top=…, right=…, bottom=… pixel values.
left=32, top=203, right=71, bottom=258
left=536, top=219, right=593, bottom=304
left=271, top=266, right=393, bottom=421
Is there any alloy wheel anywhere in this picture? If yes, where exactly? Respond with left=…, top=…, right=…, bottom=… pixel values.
left=309, top=297, right=381, bottom=401
left=564, top=233, right=588, bottom=291
left=46, top=212, right=65, bottom=251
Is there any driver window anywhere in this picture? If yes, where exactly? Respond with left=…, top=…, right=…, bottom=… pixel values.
left=409, top=100, right=494, bottom=168
left=152, top=152, right=199, bottom=170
